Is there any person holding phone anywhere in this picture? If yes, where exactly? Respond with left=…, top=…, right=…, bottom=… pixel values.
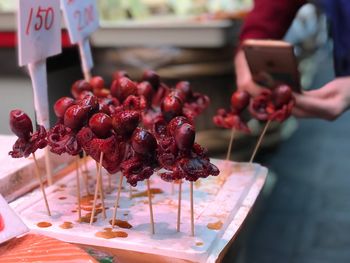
left=235, top=0, right=350, bottom=120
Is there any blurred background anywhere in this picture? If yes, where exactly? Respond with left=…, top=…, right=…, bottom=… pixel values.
left=1, top=1, right=349, bottom=263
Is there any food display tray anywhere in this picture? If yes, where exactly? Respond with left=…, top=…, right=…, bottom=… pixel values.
left=11, top=159, right=267, bottom=263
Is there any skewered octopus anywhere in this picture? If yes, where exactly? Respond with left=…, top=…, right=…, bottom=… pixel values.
left=121, top=127, right=159, bottom=186
left=47, top=94, right=99, bottom=156
left=47, top=124, right=81, bottom=155
left=112, top=110, right=140, bottom=140
left=111, top=76, right=138, bottom=103
left=139, top=72, right=210, bottom=133
left=140, top=70, right=171, bottom=107
left=213, top=90, right=251, bottom=133
left=249, top=85, right=295, bottom=122
left=156, top=116, right=190, bottom=169
left=77, top=112, right=127, bottom=174
left=9, top=110, right=47, bottom=158
left=176, top=81, right=210, bottom=121
left=71, top=80, right=93, bottom=99
left=158, top=118, right=219, bottom=182
left=122, top=95, right=147, bottom=111
left=98, top=97, right=120, bottom=116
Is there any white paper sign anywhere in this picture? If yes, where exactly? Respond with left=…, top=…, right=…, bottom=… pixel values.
left=78, top=38, right=93, bottom=75
left=17, top=0, right=61, bottom=66
left=61, top=0, right=99, bottom=43
left=28, top=61, right=50, bottom=128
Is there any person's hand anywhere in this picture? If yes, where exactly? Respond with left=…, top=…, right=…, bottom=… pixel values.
left=234, top=49, right=268, bottom=96
left=293, top=77, right=350, bottom=120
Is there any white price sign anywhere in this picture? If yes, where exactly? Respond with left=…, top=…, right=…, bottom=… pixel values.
left=17, top=0, right=61, bottom=66
left=61, top=0, right=99, bottom=43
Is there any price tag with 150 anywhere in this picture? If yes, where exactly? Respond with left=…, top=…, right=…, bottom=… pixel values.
left=18, top=0, right=61, bottom=66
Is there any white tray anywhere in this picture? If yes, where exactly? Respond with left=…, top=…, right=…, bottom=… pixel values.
left=11, top=159, right=267, bottom=263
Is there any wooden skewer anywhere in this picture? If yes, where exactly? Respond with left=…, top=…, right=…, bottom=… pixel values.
left=129, top=185, right=132, bottom=200
left=146, top=179, right=155, bottom=234
left=75, top=156, right=82, bottom=221
left=190, top=181, right=194, bottom=237
left=83, top=151, right=89, bottom=172
left=98, top=166, right=107, bottom=219
left=95, top=161, right=106, bottom=219
left=111, top=174, right=124, bottom=228
left=108, top=173, right=112, bottom=192
left=177, top=180, right=182, bottom=232
left=81, top=156, right=90, bottom=196
left=90, top=152, right=104, bottom=224
left=249, top=120, right=272, bottom=163
left=226, top=128, right=236, bottom=161
left=82, top=151, right=90, bottom=195
left=32, top=153, right=51, bottom=216
left=44, top=147, right=53, bottom=185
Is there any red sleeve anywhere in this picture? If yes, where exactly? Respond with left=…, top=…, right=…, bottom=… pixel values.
left=240, top=0, right=306, bottom=41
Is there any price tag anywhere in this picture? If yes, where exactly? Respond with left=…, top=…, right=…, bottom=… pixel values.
left=61, top=0, right=99, bottom=43
left=17, top=0, right=61, bottom=66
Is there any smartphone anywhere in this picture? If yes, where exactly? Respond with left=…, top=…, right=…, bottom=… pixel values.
left=242, top=39, right=301, bottom=92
